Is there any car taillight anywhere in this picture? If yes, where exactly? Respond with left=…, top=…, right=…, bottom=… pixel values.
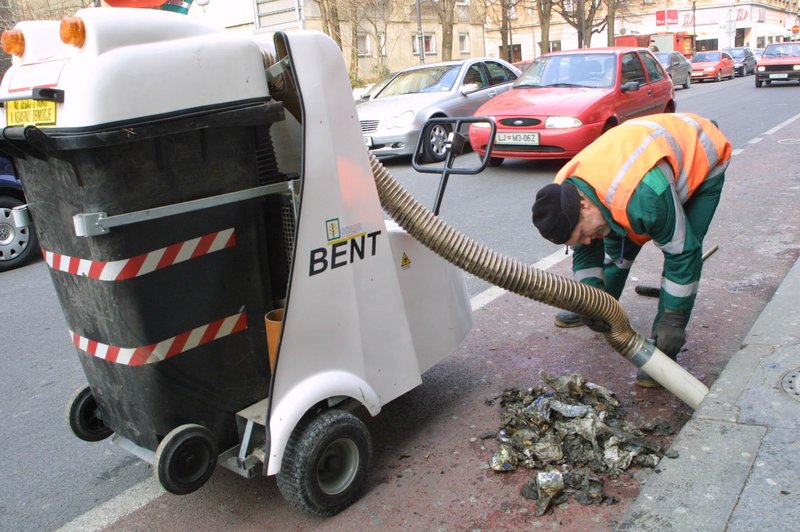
left=1, top=29, right=25, bottom=56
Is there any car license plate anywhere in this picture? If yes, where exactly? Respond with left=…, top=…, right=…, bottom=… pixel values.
left=769, top=73, right=788, bottom=79
left=496, top=131, right=539, bottom=145
left=5, top=99, right=57, bottom=127
left=691, top=72, right=703, bottom=77
left=363, top=135, right=373, bottom=147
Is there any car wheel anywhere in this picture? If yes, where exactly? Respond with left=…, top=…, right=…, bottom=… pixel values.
left=755, top=78, right=762, bottom=88
left=683, top=75, right=690, bottom=90
left=277, top=409, right=372, bottom=516
left=487, top=157, right=504, bottom=167
left=420, top=121, right=452, bottom=163
left=0, top=195, right=39, bottom=272
left=714, top=71, right=722, bottom=82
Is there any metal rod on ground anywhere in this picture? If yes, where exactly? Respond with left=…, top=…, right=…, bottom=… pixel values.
left=634, top=244, right=720, bottom=297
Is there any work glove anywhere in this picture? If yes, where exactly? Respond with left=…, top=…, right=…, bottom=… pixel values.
left=652, top=311, right=687, bottom=358
left=580, top=315, right=611, bottom=333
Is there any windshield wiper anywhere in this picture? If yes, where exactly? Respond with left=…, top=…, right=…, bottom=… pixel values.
left=541, top=83, right=585, bottom=88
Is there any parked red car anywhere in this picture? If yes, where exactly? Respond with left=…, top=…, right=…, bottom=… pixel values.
left=468, top=48, right=676, bottom=165
left=755, top=42, right=800, bottom=87
left=690, top=50, right=735, bottom=82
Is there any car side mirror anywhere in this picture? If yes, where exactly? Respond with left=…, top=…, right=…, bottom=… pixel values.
left=461, top=83, right=480, bottom=95
left=621, top=81, right=640, bottom=92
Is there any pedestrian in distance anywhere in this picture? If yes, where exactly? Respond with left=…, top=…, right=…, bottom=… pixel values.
left=648, top=40, right=660, bottom=52
left=530, top=113, right=731, bottom=387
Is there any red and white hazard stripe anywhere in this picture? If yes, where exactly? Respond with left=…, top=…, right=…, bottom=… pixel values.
left=43, top=228, right=236, bottom=281
left=70, top=311, right=248, bottom=366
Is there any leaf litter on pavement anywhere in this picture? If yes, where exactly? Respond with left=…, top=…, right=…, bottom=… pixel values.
left=487, top=371, right=678, bottom=516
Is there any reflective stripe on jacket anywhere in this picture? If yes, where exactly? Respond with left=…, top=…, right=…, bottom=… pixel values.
left=554, top=113, right=731, bottom=245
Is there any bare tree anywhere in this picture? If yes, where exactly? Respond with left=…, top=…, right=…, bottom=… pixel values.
left=339, top=0, right=368, bottom=83
left=423, top=0, right=456, bottom=61
left=553, top=0, right=606, bottom=48
left=360, top=0, right=396, bottom=78
left=313, top=0, right=343, bottom=49
left=485, top=0, right=526, bottom=62
left=10, top=0, right=94, bottom=21
left=532, top=0, right=555, bottom=54
left=604, top=0, right=640, bottom=47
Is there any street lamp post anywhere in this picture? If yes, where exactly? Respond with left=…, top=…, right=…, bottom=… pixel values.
left=692, top=1, right=696, bottom=53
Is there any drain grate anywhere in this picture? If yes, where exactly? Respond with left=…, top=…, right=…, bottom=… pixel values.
left=781, top=369, right=800, bottom=400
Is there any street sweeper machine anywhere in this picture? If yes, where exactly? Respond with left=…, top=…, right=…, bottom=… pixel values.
left=0, top=1, right=709, bottom=517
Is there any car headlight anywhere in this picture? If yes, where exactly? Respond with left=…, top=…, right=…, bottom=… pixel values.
left=794, top=65, right=800, bottom=71
left=757, top=66, right=765, bottom=72
left=545, top=116, right=582, bottom=129
left=385, top=110, right=415, bottom=129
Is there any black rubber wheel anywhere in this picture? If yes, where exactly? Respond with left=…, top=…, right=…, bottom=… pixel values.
left=714, top=71, right=722, bottom=82
left=277, top=409, right=372, bottom=516
left=0, top=195, right=39, bottom=272
left=683, top=76, right=690, bottom=90
left=66, top=385, right=113, bottom=442
left=420, top=121, right=452, bottom=163
left=755, top=78, right=762, bottom=88
left=487, top=157, right=504, bottom=167
left=155, top=424, right=218, bottom=495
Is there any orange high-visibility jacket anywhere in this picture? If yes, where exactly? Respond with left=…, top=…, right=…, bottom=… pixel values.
left=555, top=113, right=731, bottom=245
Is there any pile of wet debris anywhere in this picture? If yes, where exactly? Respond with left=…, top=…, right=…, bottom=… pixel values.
left=486, top=372, right=678, bottom=516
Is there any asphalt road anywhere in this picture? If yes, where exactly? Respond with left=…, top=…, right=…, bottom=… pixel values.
left=1, top=72, right=797, bottom=531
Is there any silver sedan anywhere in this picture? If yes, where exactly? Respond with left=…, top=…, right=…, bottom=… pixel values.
left=357, top=58, right=520, bottom=162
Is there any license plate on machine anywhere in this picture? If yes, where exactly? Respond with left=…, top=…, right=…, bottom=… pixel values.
left=496, top=131, right=539, bottom=145
left=6, top=99, right=57, bottom=127
left=363, top=135, right=373, bottom=147
left=769, top=73, right=788, bottom=79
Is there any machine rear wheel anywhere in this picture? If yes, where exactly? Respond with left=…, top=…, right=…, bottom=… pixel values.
left=66, top=385, right=113, bottom=442
left=156, top=424, right=218, bottom=495
left=277, top=409, right=372, bottom=516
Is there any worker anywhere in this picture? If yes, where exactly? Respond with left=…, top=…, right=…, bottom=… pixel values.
left=648, top=40, right=660, bottom=52
left=530, top=113, right=731, bottom=387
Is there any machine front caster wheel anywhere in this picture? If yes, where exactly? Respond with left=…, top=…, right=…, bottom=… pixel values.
left=277, top=409, right=372, bottom=516
left=66, top=384, right=113, bottom=442
left=155, top=424, right=218, bottom=495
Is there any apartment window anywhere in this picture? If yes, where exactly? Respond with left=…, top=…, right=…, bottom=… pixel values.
left=357, top=34, right=370, bottom=57
left=459, top=33, right=470, bottom=53
left=509, top=6, right=518, bottom=19
left=412, top=33, right=437, bottom=55
left=455, top=0, right=469, bottom=5
left=548, top=41, right=562, bottom=52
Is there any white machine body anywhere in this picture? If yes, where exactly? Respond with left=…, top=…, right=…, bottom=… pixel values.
left=1, top=9, right=472, bottom=480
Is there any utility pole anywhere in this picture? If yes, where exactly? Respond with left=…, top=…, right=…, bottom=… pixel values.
left=415, top=0, right=425, bottom=64
left=692, top=0, right=696, bottom=53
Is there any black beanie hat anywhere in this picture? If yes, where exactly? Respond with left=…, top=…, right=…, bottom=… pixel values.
left=531, top=182, right=581, bottom=244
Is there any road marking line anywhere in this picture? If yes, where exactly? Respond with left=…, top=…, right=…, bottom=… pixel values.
left=731, top=148, right=744, bottom=156
left=748, top=137, right=763, bottom=144
left=56, top=477, right=163, bottom=532
left=471, top=247, right=571, bottom=311
left=764, top=111, right=800, bottom=135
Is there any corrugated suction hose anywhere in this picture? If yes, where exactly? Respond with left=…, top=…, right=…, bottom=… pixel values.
left=369, top=154, right=709, bottom=409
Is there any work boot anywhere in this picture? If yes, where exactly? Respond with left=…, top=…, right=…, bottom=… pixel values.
left=554, top=310, right=584, bottom=328
left=635, top=353, right=677, bottom=388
